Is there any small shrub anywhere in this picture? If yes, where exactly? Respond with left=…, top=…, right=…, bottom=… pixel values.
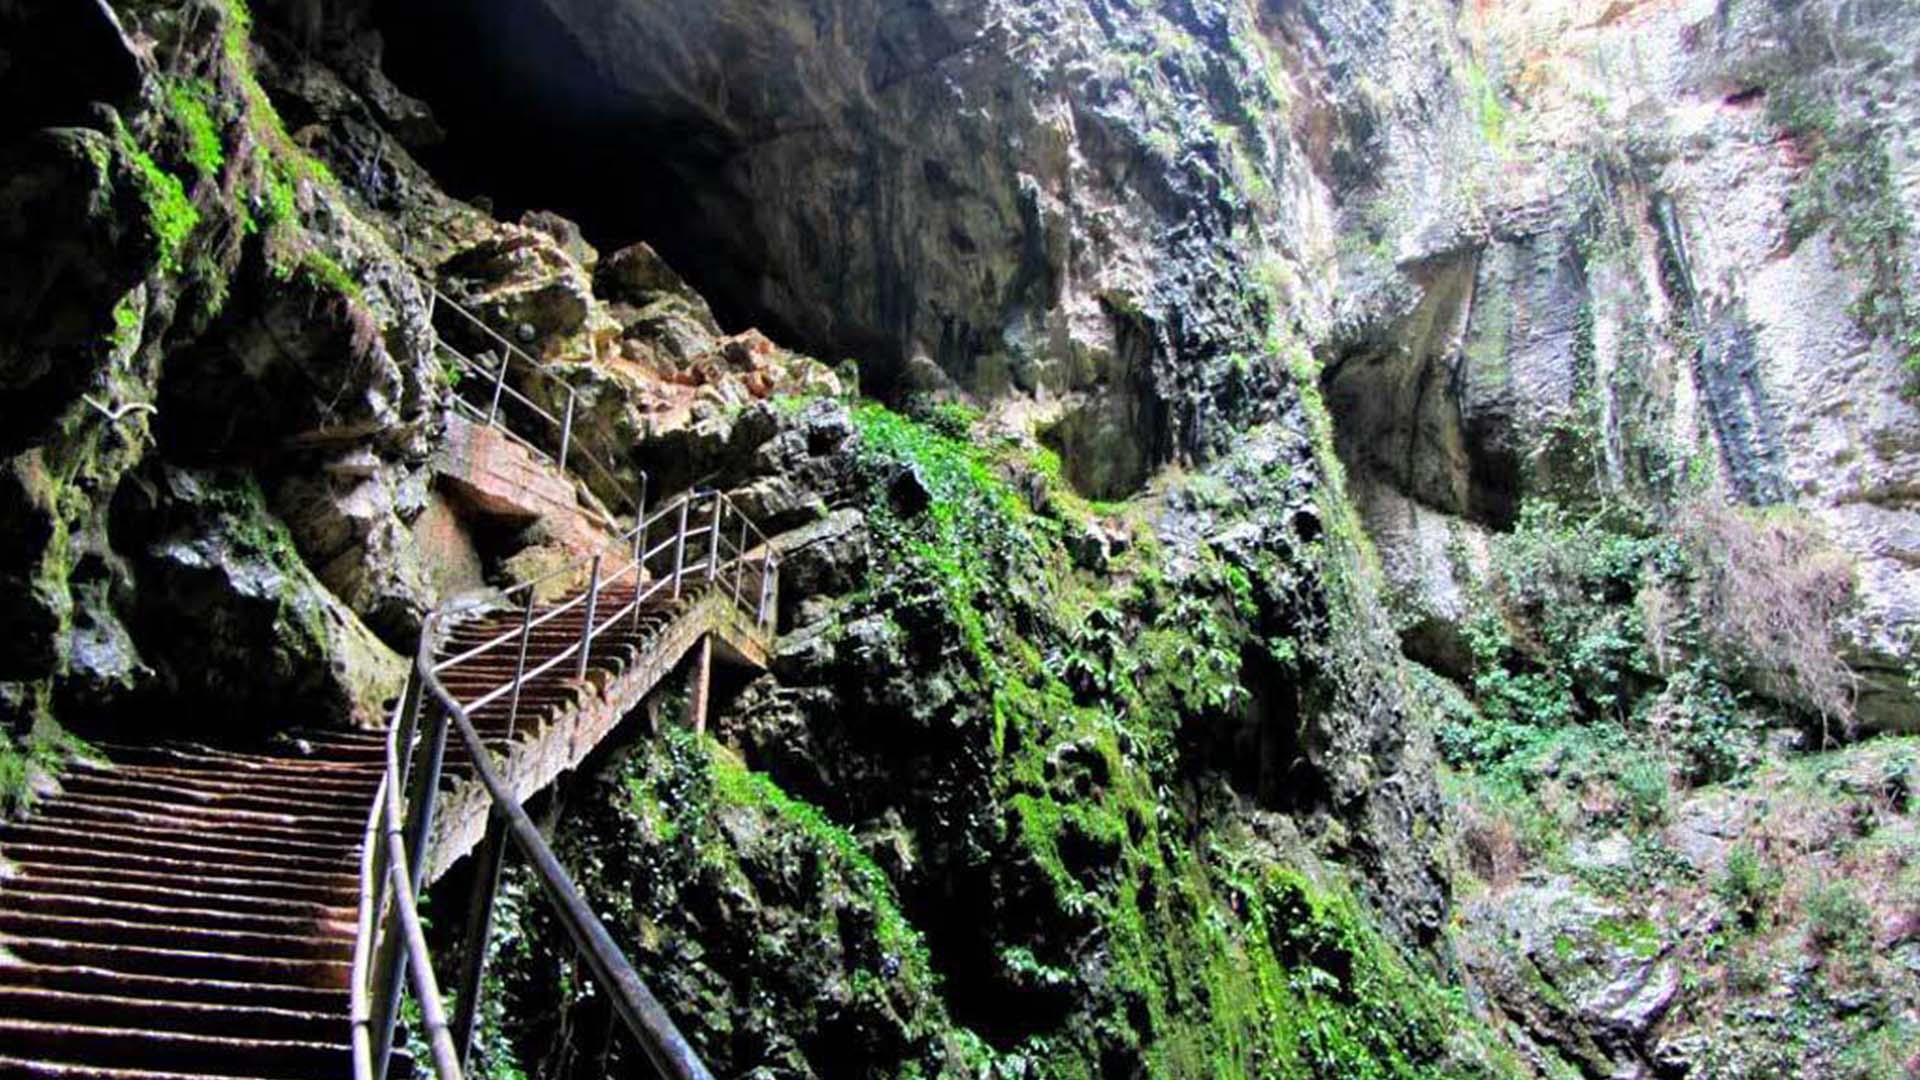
left=1675, top=501, right=1857, bottom=740
left=1616, top=756, right=1671, bottom=827
left=1714, top=845, right=1782, bottom=930
left=1803, top=881, right=1873, bottom=957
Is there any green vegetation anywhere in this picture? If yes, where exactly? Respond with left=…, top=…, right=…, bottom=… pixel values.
left=0, top=716, right=92, bottom=816
left=1464, top=60, right=1513, bottom=155
left=164, top=77, right=227, bottom=182
left=116, top=123, right=199, bottom=275
left=1436, top=495, right=1858, bottom=834
left=1714, top=845, right=1783, bottom=931
left=837, top=401, right=1514, bottom=1078
left=1801, top=880, right=1872, bottom=958
left=707, top=745, right=935, bottom=998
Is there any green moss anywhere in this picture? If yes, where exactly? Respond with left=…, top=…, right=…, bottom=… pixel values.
left=1464, top=59, right=1513, bottom=155
left=197, top=474, right=332, bottom=657
left=109, top=295, right=143, bottom=356
left=708, top=745, right=934, bottom=987
left=837, top=398, right=1514, bottom=1078
left=116, top=126, right=199, bottom=275
left=1769, top=84, right=1918, bottom=394
left=207, top=0, right=363, bottom=305
left=0, top=713, right=94, bottom=816
left=164, top=77, right=227, bottom=182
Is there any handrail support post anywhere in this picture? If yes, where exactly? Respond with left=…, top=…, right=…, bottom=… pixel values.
left=732, top=517, right=748, bottom=610
left=486, top=348, right=509, bottom=424
left=706, top=493, right=724, bottom=583
left=632, top=476, right=649, bottom=632
left=577, top=554, right=602, bottom=681
left=451, top=809, right=510, bottom=1070
left=505, top=588, right=537, bottom=734
left=670, top=498, right=691, bottom=600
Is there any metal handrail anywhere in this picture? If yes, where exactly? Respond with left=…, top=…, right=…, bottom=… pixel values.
left=429, top=288, right=637, bottom=518
left=352, top=482, right=778, bottom=1080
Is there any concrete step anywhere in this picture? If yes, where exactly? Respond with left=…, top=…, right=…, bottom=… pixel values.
left=0, top=964, right=344, bottom=1014
left=0, top=1020, right=346, bottom=1079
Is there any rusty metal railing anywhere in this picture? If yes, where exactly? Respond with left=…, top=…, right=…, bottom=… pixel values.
left=352, top=485, right=777, bottom=1080
left=349, top=288, right=780, bottom=1080
left=428, top=287, right=636, bottom=521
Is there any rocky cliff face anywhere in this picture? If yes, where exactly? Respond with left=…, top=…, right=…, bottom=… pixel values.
left=1328, top=0, right=1920, bottom=732
left=2, top=0, right=1916, bottom=1077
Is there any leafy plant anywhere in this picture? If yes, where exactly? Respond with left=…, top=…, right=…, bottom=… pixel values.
left=1803, top=881, right=1872, bottom=957
left=1715, top=845, right=1783, bottom=931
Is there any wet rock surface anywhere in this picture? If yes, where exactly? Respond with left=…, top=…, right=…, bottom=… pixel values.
left=1, top=0, right=1915, bottom=1075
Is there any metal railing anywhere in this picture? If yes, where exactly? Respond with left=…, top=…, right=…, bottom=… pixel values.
left=349, top=286, right=782, bottom=1080
left=428, top=287, right=636, bottom=520
left=352, top=485, right=777, bottom=1080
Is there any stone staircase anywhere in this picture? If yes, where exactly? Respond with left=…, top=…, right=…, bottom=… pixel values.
left=0, top=292, right=774, bottom=1079
left=0, top=730, right=385, bottom=1078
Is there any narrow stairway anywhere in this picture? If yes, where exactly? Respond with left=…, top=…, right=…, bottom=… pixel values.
left=0, top=730, right=386, bottom=1079
left=435, top=582, right=691, bottom=750
left=0, top=574, right=747, bottom=1078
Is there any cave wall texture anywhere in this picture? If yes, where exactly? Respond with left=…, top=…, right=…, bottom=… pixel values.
left=1, top=0, right=1917, bottom=1077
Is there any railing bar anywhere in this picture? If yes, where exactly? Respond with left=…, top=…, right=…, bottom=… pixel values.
left=670, top=499, right=691, bottom=600
left=348, top=769, right=384, bottom=1080
left=576, top=555, right=601, bottom=681
left=383, top=833, right=465, bottom=1080
left=504, top=587, right=537, bottom=735
left=433, top=288, right=536, bottom=369
left=434, top=623, right=532, bottom=674
left=517, top=644, right=578, bottom=688
left=632, top=576, right=668, bottom=611
left=433, top=698, right=714, bottom=1080
left=450, top=809, right=508, bottom=1070
left=597, top=599, right=639, bottom=640
left=492, top=384, right=562, bottom=430
left=459, top=680, right=517, bottom=716
left=523, top=592, right=587, bottom=634
left=732, top=517, right=748, bottom=609
left=706, top=496, right=725, bottom=583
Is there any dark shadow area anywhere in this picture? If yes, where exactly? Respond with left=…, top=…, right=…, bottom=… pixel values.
left=374, top=0, right=775, bottom=346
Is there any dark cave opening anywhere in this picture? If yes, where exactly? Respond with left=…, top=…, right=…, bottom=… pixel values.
left=371, top=0, right=806, bottom=356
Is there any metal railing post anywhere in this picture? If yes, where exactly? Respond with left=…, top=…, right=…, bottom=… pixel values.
left=376, top=696, right=449, bottom=1075
left=392, top=668, right=424, bottom=804
left=504, top=588, right=537, bottom=734
left=705, top=493, right=724, bottom=583
left=757, top=555, right=775, bottom=632
left=670, top=497, right=691, bottom=600
left=558, top=386, right=576, bottom=469
left=577, top=554, right=602, bottom=681
left=631, top=476, right=650, bottom=633
left=451, top=808, right=510, bottom=1070
left=732, top=517, right=748, bottom=611
left=486, top=350, right=509, bottom=424
left=365, top=666, right=422, bottom=1074
left=402, top=700, right=448, bottom=893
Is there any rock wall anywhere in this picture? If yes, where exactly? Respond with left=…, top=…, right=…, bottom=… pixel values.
left=1326, top=0, right=1920, bottom=730
left=0, top=0, right=429, bottom=744
left=373, top=0, right=1494, bottom=501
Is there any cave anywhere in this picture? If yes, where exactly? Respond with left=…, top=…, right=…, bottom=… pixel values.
left=375, top=0, right=771, bottom=338
left=373, top=0, right=908, bottom=389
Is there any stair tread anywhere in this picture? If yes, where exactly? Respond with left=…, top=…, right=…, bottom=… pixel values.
left=0, top=1054, right=288, bottom=1080
left=0, top=963, right=344, bottom=1012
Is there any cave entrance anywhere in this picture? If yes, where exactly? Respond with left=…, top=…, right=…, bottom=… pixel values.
left=372, top=0, right=788, bottom=350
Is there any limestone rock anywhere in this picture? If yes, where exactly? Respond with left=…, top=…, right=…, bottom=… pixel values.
left=121, top=465, right=405, bottom=730
left=272, top=459, right=433, bottom=646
